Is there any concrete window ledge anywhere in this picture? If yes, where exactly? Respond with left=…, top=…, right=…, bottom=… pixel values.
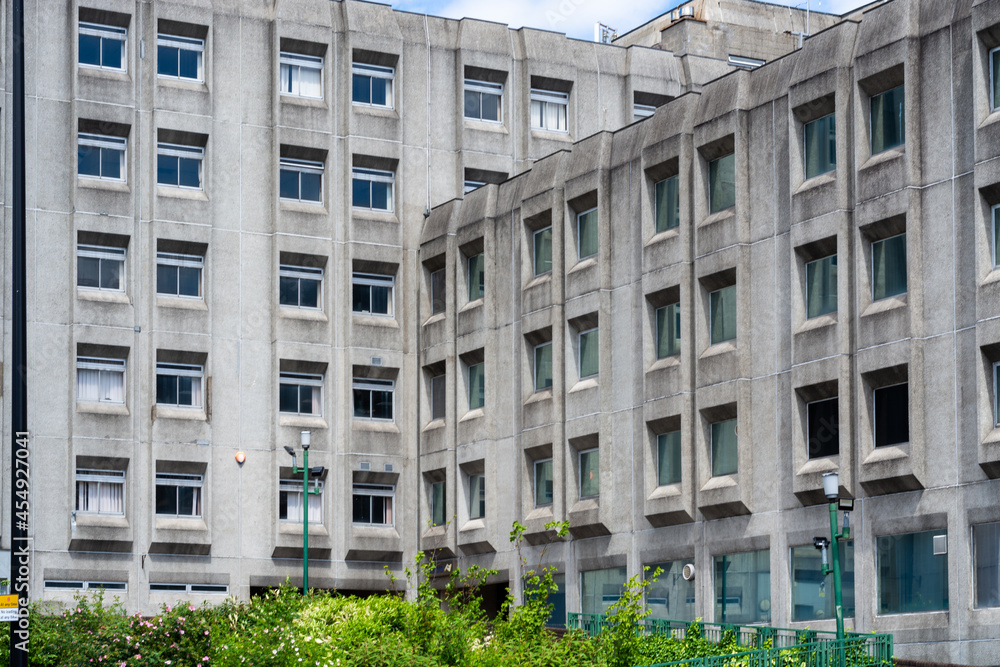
left=279, top=415, right=328, bottom=429
left=353, top=315, right=399, bottom=328
left=524, top=389, right=552, bottom=405
left=524, top=273, right=552, bottom=290
left=160, top=78, right=210, bottom=95
left=423, top=312, right=446, bottom=326
left=860, top=146, right=904, bottom=171
left=863, top=443, right=909, bottom=464
left=74, top=514, right=129, bottom=529
left=460, top=299, right=483, bottom=313
left=280, top=200, right=328, bottom=216
left=153, top=405, right=207, bottom=421
left=280, top=307, right=328, bottom=322
left=352, top=420, right=399, bottom=434
left=459, top=408, right=484, bottom=423
left=463, top=120, right=508, bottom=135
left=568, top=257, right=597, bottom=275
left=794, top=171, right=836, bottom=195
left=280, top=95, right=327, bottom=110
left=77, top=402, right=129, bottom=416
left=279, top=522, right=329, bottom=537
left=156, top=296, right=208, bottom=311
left=77, top=289, right=131, bottom=305
left=422, top=418, right=445, bottom=433
left=700, top=475, right=738, bottom=493
left=982, top=268, right=1000, bottom=287
left=861, top=294, right=907, bottom=318
left=569, top=378, right=598, bottom=393
left=645, top=227, right=680, bottom=247
left=648, top=356, right=680, bottom=373
left=698, top=207, right=735, bottom=229
left=699, top=340, right=737, bottom=359
left=647, top=483, right=682, bottom=501
left=78, top=178, right=130, bottom=194
left=157, top=185, right=209, bottom=202
left=795, top=313, right=837, bottom=334
left=155, top=517, right=208, bottom=532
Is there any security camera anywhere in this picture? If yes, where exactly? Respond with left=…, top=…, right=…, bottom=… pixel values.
left=283, top=445, right=295, bottom=456
left=813, top=537, right=830, bottom=550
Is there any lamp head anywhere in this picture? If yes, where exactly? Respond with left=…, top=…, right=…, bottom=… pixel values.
left=300, top=430, right=311, bottom=449
left=310, top=466, right=325, bottom=478
left=283, top=445, right=295, bottom=457
left=822, top=471, right=839, bottom=500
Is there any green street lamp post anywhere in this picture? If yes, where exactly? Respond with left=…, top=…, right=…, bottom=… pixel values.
left=818, top=471, right=852, bottom=667
left=284, top=430, right=323, bottom=593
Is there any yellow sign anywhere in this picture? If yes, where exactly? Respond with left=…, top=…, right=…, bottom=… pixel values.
left=0, top=595, right=19, bottom=622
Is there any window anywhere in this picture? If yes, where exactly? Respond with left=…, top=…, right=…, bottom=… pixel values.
left=711, top=418, right=737, bottom=476
left=78, top=133, right=126, bottom=181
left=807, top=397, right=839, bottom=459
left=791, top=542, right=854, bottom=621
left=430, top=480, right=446, bottom=526
left=657, top=431, right=681, bottom=486
left=993, top=205, right=1000, bottom=267
left=656, top=303, right=681, bottom=358
left=877, top=529, right=948, bottom=614
left=279, top=158, right=323, bottom=204
left=973, top=521, right=1000, bottom=608
left=45, top=580, right=126, bottom=591
left=77, top=357, right=125, bottom=404
left=279, top=265, right=322, bottom=309
left=534, top=458, right=553, bottom=506
left=467, top=253, right=485, bottom=302
left=430, top=373, right=446, bottom=421
left=872, top=233, right=907, bottom=300
left=430, top=268, right=446, bottom=315
left=79, top=22, right=125, bottom=70
left=75, top=469, right=125, bottom=515
left=352, top=483, right=394, bottom=525
left=994, top=362, right=1000, bottom=428
left=871, top=85, right=905, bottom=154
left=77, top=245, right=125, bottom=292
left=464, top=79, right=502, bottom=122
left=157, top=142, right=203, bottom=189
left=654, top=175, right=680, bottom=233
left=577, top=207, right=598, bottom=260
left=580, top=568, right=626, bottom=615
left=279, top=372, right=322, bottom=416
left=353, top=378, right=394, bottom=421
left=468, top=473, right=485, bottom=519
left=280, top=52, right=323, bottom=99
left=157, top=252, right=203, bottom=298
left=352, top=63, right=393, bottom=108
left=634, top=104, right=656, bottom=121
left=992, top=46, right=1000, bottom=111
left=579, top=328, right=599, bottom=378
left=534, top=342, right=553, bottom=392
left=710, top=284, right=737, bottom=345
left=156, top=362, right=204, bottom=408
left=579, top=448, right=599, bottom=498
left=874, top=382, right=908, bottom=447
left=530, top=89, right=568, bottom=132
left=806, top=254, right=838, bottom=318
left=709, top=153, right=736, bottom=213
left=646, top=561, right=696, bottom=621
left=714, top=550, right=770, bottom=624
left=279, top=480, right=323, bottom=523
left=150, top=583, right=228, bottom=594
left=804, top=114, right=836, bottom=179
left=155, top=473, right=203, bottom=518
left=352, top=168, right=394, bottom=212
left=157, top=34, right=203, bottom=82
left=468, top=362, right=485, bottom=410
left=533, top=227, right=553, bottom=276
left=352, top=272, right=394, bottom=316
left=464, top=180, right=485, bottom=194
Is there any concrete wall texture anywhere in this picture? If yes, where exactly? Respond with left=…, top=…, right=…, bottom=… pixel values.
left=3, top=0, right=1000, bottom=663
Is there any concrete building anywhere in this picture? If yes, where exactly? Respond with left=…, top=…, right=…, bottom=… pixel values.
left=2, top=0, right=1000, bottom=663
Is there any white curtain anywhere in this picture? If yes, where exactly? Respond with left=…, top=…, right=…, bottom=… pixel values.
left=77, top=481, right=123, bottom=514
left=78, top=369, right=100, bottom=402
left=190, top=377, right=203, bottom=408
left=299, top=66, right=321, bottom=98
left=285, top=489, right=322, bottom=523
left=78, top=368, right=124, bottom=403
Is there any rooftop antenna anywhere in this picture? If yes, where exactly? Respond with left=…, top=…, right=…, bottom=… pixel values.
left=594, top=22, right=618, bottom=44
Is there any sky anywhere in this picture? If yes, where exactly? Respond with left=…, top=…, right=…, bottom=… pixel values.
left=387, top=0, right=877, bottom=41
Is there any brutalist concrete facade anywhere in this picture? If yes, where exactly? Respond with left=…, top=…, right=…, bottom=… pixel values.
left=420, top=0, right=1000, bottom=663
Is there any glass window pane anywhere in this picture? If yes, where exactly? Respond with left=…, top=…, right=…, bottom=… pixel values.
left=431, top=481, right=446, bottom=526
left=711, top=418, right=738, bottom=476
left=371, top=181, right=390, bottom=211
left=177, top=266, right=201, bottom=297
left=877, top=530, right=948, bottom=614
left=804, top=114, right=837, bottom=179
left=178, top=156, right=201, bottom=188
left=534, top=343, right=553, bottom=392
left=370, top=285, right=390, bottom=315
left=431, top=269, right=446, bottom=314
left=871, top=85, right=905, bottom=154
left=710, top=285, right=737, bottom=344
left=657, top=431, right=681, bottom=486
left=579, top=329, right=599, bottom=378
left=469, top=474, right=485, bottom=519
left=791, top=542, right=854, bottom=621
left=654, top=176, right=680, bottom=233
left=178, top=47, right=200, bottom=79
left=431, top=374, right=446, bottom=420
left=279, top=276, right=298, bottom=306
left=300, top=172, right=322, bottom=202
left=352, top=74, right=368, bottom=103
left=994, top=206, right=1000, bottom=267
left=807, top=397, right=839, bottom=459
left=279, top=384, right=298, bottom=413
left=580, top=567, right=626, bottom=615
left=101, top=148, right=122, bottom=180
left=78, top=256, right=101, bottom=288
left=372, top=389, right=393, bottom=420
left=299, top=278, right=319, bottom=308
left=372, top=77, right=388, bottom=106
left=100, top=258, right=122, bottom=290
left=464, top=89, right=480, bottom=119
left=79, top=33, right=102, bottom=67
left=78, top=143, right=101, bottom=177
left=353, top=388, right=371, bottom=418
left=973, top=522, right=1000, bottom=608
left=646, top=560, right=696, bottom=621
left=157, top=264, right=175, bottom=295
left=579, top=449, right=599, bottom=498
left=872, top=234, right=907, bottom=300
left=157, top=154, right=177, bottom=186
left=102, top=36, right=123, bottom=69
left=352, top=493, right=371, bottom=523
left=468, top=362, right=485, bottom=410
left=874, top=383, right=909, bottom=447
left=156, top=374, right=177, bottom=405
left=714, top=550, right=770, bottom=624
left=177, top=486, right=196, bottom=516
left=279, top=169, right=299, bottom=199
left=534, top=459, right=553, bottom=506
left=352, top=177, right=370, bottom=208
left=352, top=283, right=370, bottom=313
left=709, top=153, right=736, bottom=213
left=155, top=485, right=177, bottom=515
left=468, top=253, right=485, bottom=301
left=158, top=44, right=178, bottom=77
left=299, top=66, right=321, bottom=98
left=656, top=303, right=681, bottom=358
left=534, top=227, right=552, bottom=275
left=806, top=254, right=838, bottom=318
left=578, top=209, right=598, bottom=259
left=992, top=49, right=1000, bottom=111
left=481, top=93, right=499, bottom=122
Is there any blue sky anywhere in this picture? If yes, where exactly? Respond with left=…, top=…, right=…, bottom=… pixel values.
left=387, top=0, right=876, bottom=41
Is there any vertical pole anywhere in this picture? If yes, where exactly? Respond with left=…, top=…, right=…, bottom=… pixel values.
left=302, top=447, right=309, bottom=593
left=10, top=0, right=30, bottom=660
left=720, top=555, right=727, bottom=624
left=829, top=502, right=845, bottom=667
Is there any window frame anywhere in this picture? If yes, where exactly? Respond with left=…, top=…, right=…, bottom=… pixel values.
left=708, top=152, right=736, bottom=214
left=655, top=302, right=681, bottom=359
left=654, top=175, right=680, bottom=233
left=530, top=88, right=569, bottom=133
left=352, top=272, right=395, bottom=317
left=156, top=142, right=204, bottom=190
left=871, top=232, right=907, bottom=301
left=995, top=361, right=1000, bottom=428
left=464, top=79, right=503, bottom=123
left=876, top=529, right=949, bottom=615
left=352, top=378, right=395, bottom=421
left=992, top=46, right=1000, bottom=113
left=973, top=521, right=1000, bottom=608
left=576, top=207, right=598, bottom=261
left=805, top=253, right=838, bottom=319
left=534, top=341, right=553, bottom=392
left=45, top=580, right=127, bottom=591
left=803, top=112, right=837, bottom=180
left=76, top=356, right=126, bottom=404
left=633, top=103, right=656, bottom=121
left=806, top=396, right=839, bottom=459
left=77, top=244, right=126, bottom=293
left=430, top=372, right=446, bottom=421
left=467, top=252, right=485, bottom=302
left=873, top=381, right=909, bottom=448
left=154, top=472, right=203, bottom=518
left=656, top=430, right=681, bottom=486
left=156, top=251, right=204, bottom=299
left=468, top=473, right=485, bottom=520
left=578, top=447, right=600, bottom=499
left=278, top=264, right=323, bottom=310
left=430, top=479, right=446, bottom=526
left=75, top=468, right=126, bottom=516
left=78, top=132, right=127, bottom=182
left=278, top=479, right=324, bottom=524
left=578, top=327, right=599, bottom=378
left=351, top=483, right=395, bottom=526
left=155, top=362, right=204, bottom=409
left=710, top=417, right=738, bottom=477
left=78, top=21, right=126, bottom=71
left=430, top=267, right=446, bottom=315
left=278, top=371, right=323, bottom=417
left=156, top=33, right=204, bottom=83
left=351, top=167, right=395, bottom=213
left=279, top=52, right=323, bottom=99
left=467, top=361, right=485, bottom=411
left=533, top=226, right=553, bottom=276
left=279, top=157, right=324, bottom=204
left=150, top=582, right=228, bottom=594
left=352, top=62, right=394, bottom=109
left=870, top=84, right=906, bottom=154
left=534, top=458, right=554, bottom=507
left=709, top=284, right=737, bottom=345
left=992, top=204, right=999, bottom=268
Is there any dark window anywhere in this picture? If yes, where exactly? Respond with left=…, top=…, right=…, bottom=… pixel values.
left=874, top=383, right=908, bottom=447
left=807, top=397, right=839, bottom=458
